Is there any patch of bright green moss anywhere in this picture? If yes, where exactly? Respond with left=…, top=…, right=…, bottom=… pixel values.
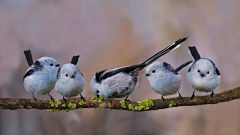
left=169, top=101, right=177, bottom=108
left=168, top=97, right=174, bottom=99
left=68, top=102, right=77, bottom=110
left=120, top=100, right=126, bottom=108
left=62, top=104, right=66, bottom=107
left=92, top=96, right=104, bottom=102
left=128, top=98, right=154, bottom=111
left=128, top=104, right=135, bottom=111
left=137, top=98, right=154, bottom=110
left=49, top=99, right=61, bottom=107
left=19, top=105, right=24, bottom=109
left=79, top=100, right=86, bottom=105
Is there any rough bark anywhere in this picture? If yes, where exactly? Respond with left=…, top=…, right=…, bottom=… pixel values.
left=0, top=86, right=239, bottom=112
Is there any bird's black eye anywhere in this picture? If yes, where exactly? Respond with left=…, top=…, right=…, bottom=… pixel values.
left=207, top=71, right=209, bottom=74
left=96, top=90, right=99, bottom=93
left=50, top=63, right=53, bottom=66
left=198, top=69, right=200, bottom=72
left=66, top=74, right=68, bottom=77
left=152, top=70, right=155, bottom=73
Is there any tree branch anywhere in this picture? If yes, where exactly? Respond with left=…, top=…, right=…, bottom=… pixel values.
left=0, top=86, right=239, bottom=112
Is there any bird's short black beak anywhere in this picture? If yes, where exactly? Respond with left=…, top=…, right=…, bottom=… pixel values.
left=71, top=75, right=75, bottom=78
left=200, top=73, right=205, bottom=77
left=146, top=74, right=150, bottom=76
left=56, top=64, right=60, bottom=67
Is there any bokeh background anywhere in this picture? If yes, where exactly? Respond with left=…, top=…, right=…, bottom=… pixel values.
left=0, top=0, right=240, bottom=135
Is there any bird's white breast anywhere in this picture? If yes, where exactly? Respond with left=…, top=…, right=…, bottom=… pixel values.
left=187, top=72, right=221, bottom=92
left=148, top=72, right=182, bottom=96
left=55, top=74, right=85, bottom=97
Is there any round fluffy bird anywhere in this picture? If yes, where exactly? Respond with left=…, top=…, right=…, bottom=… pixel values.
left=55, top=55, right=86, bottom=102
left=23, top=50, right=60, bottom=101
left=91, top=37, right=188, bottom=101
left=146, top=61, right=192, bottom=100
left=187, top=46, right=221, bottom=99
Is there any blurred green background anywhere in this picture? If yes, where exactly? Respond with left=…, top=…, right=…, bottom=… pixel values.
left=0, top=0, right=239, bottom=135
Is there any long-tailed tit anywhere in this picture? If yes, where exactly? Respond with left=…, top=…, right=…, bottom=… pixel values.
left=91, top=37, right=188, bottom=101
left=187, top=46, right=221, bottom=99
left=23, top=50, right=60, bottom=101
left=146, top=61, right=192, bottom=100
left=55, top=55, right=86, bottom=102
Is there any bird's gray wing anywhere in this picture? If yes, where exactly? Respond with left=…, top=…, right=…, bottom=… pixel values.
left=215, top=67, right=220, bottom=75
left=23, top=69, right=35, bottom=80
left=23, top=60, right=43, bottom=80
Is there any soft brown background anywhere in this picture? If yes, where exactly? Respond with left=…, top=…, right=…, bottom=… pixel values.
left=0, top=0, right=239, bottom=135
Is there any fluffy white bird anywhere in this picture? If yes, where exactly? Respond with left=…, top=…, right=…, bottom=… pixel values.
left=187, top=46, right=221, bottom=99
left=146, top=61, right=192, bottom=100
left=23, top=50, right=60, bottom=101
left=91, top=37, right=188, bottom=101
left=55, top=55, right=86, bottom=102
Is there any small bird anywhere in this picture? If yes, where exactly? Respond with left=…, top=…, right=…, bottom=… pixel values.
left=91, top=37, right=188, bottom=101
left=187, top=46, right=221, bottom=99
left=55, top=55, right=86, bottom=102
left=146, top=61, right=192, bottom=100
left=23, top=50, right=60, bottom=102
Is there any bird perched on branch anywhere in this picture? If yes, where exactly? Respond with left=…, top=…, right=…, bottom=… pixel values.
left=55, top=55, right=86, bottom=102
left=23, top=50, right=60, bottom=102
left=187, top=46, right=221, bottom=99
left=146, top=61, right=192, bottom=100
left=91, top=37, right=188, bottom=101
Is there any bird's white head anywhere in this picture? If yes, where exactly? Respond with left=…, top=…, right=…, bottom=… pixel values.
left=58, top=63, right=78, bottom=79
left=189, top=58, right=218, bottom=79
left=38, top=57, right=60, bottom=70
left=146, top=62, right=174, bottom=78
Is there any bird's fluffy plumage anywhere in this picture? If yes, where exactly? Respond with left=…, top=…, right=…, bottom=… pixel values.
left=146, top=61, right=192, bottom=96
left=187, top=46, right=221, bottom=97
left=23, top=56, right=60, bottom=95
left=55, top=63, right=86, bottom=97
left=187, top=58, right=221, bottom=92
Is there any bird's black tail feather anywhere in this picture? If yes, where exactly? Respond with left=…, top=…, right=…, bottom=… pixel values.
left=141, top=37, right=188, bottom=67
left=130, top=37, right=188, bottom=72
left=24, top=50, right=33, bottom=66
left=174, top=60, right=193, bottom=73
left=71, top=55, right=80, bottom=65
left=188, top=46, right=201, bottom=60
left=95, top=37, right=188, bottom=83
